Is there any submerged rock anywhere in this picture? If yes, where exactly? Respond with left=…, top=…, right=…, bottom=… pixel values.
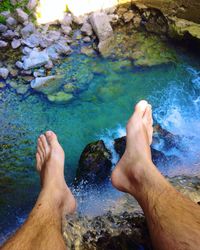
left=47, top=91, right=73, bottom=104
left=76, top=140, right=112, bottom=184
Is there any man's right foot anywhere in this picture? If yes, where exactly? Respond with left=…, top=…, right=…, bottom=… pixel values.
left=36, top=131, right=76, bottom=217
left=111, top=100, right=154, bottom=197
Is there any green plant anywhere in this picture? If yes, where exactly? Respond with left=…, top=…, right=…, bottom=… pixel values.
left=0, top=15, right=6, bottom=24
left=65, top=4, right=69, bottom=13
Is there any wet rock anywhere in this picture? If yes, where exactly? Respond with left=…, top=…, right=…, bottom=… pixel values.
left=30, top=75, right=63, bottom=95
left=11, top=39, right=21, bottom=49
left=23, top=50, right=49, bottom=70
left=0, top=24, right=7, bottom=33
left=44, top=60, right=53, bottom=70
left=6, top=17, right=17, bottom=29
left=0, top=40, right=8, bottom=48
left=21, top=23, right=35, bottom=38
left=0, top=68, right=9, bottom=79
left=81, top=46, right=95, bottom=56
left=47, top=91, right=73, bottom=104
left=16, top=8, right=29, bottom=24
left=63, top=83, right=77, bottom=93
left=16, top=84, right=29, bottom=95
left=54, top=42, right=72, bottom=56
left=81, top=21, right=93, bottom=36
left=76, top=140, right=112, bottom=184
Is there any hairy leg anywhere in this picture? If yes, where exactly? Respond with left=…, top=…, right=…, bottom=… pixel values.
left=112, top=100, right=200, bottom=250
left=2, top=131, right=76, bottom=250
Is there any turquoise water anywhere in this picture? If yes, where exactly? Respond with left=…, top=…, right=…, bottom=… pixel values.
left=1, top=43, right=200, bottom=242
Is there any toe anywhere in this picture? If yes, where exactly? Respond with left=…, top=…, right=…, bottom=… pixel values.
left=135, top=100, right=148, bottom=117
left=45, top=131, right=58, bottom=146
left=36, top=152, right=42, bottom=172
left=40, top=134, right=50, bottom=156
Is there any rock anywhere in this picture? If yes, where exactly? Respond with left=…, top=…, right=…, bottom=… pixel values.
left=39, top=35, right=54, bottom=48
left=6, top=17, right=17, bottom=29
left=16, top=61, right=23, bottom=69
left=30, top=75, right=63, bottom=94
left=0, top=81, right=6, bottom=88
left=89, top=12, right=113, bottom=43
left=63, top=83, right=76, bottom=93
left=133, top=16, right=142, bottom=29
left=83, top=36, right=91, bottom=43
left=44, top=60, right=53, bottom=70
left=0, top=68, right=9, bottom=79
left=47, top=91, right=73, bottom=103
left=16, top=85, right=29, bottom=95
left=0, top=11, right=10, bottom=19
left=47, top=30, right=61, bottom=42
left=54, top=42, right=72, bottom=56
left=81, top=46, right=95, bottom=56
left=123, top=10, right=134, bottom=23
left=11, top=39, right=21, bottom=49
left=61, top=25, right=72, bottom=36
left=117, top=7, right=128, bottom=16
left=22, top=46, right=32, bottom=55
left=2, top=30, right=18, bottom=40
left=60, top=14, right=73, bottom=26
left=22, top=33, right=40, bottom=48
left=21, top=23, right=35, bottom=38
left=0, top=40, right=8, bottom=48
left=20, top=70, right=32, bottom=76
left=33, top=69, right=46, bottom=77
left=23, top=50, right=49, bottom=70
left=0, top=24, right=7, bottom=33
left=76, top=140, right=112, bottom=184
left=16, top=8, right=29, bottom=23
left=108, top=14, right=119, bottom=24
left=9, top=68, right=18, bottom=77
left=81, top=21, right=93, bottom=36
left=27, top=0, right=37, bottom=10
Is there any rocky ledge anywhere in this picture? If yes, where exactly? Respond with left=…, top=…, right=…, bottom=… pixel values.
left=63, top=176, right=200, bottom=250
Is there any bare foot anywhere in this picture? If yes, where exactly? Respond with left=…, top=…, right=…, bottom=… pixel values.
left=111, top=100, right=154, bottom=197
left=36, top=131, right=76, bottom=217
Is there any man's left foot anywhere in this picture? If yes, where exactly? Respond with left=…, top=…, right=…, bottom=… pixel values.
left=36, top=131, right=76, bottom=217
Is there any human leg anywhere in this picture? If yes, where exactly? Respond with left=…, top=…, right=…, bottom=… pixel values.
left=2, top=131, right=76, bottom=250
left=112, top=100, right=200, bottom=250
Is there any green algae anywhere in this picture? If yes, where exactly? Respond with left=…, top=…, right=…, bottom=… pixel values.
left=47, top=91, right=73, bottom=103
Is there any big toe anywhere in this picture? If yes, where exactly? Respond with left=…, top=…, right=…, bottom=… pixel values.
left=45, top=131, right=58, bottom=146
left=135, top=100, right=148, bottom=117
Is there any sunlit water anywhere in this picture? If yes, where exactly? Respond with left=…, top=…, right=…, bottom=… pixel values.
left=1, top=43, right=200, bottom=243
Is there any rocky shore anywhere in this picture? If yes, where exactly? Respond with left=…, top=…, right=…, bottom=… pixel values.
left=0, top=0, right=200, bottom=102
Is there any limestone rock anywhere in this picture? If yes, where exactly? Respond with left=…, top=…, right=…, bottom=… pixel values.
left=81, top=21, right=93, bottom=36
left=16, top=8, right=29, bottom=23
left=0, top=24, right=7, bottom=33
left=2, top=30, right=18, bottom=40
left=21, top=23, right=35, bottom=38
left=54, top=42, right=72, bottom=56
left=89, top=12, right=113, bottom=42
left=22, top=33, right=40, bottom=48
left=11, top=39, right=21, bottom=49
left=6, top=17, right=17, bottom=28
left=23, top=50, right=49, bottom=70
left=61, top=25, right=72, bottom=36
left=60, top=14, right=73, bottom=26
left=0, top=40, right=8, bottom=48
left=0, top=68, right=9, bottom=79
left=16, top=61, right=23, bottom=69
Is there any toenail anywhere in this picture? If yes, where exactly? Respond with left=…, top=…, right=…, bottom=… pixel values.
left=46, top=131, right=52, bottom=137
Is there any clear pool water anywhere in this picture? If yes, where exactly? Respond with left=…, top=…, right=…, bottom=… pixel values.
left=0, top=42, right=200, bottom=243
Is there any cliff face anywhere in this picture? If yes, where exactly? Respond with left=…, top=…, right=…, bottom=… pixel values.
left=131, top=0, right=200, bottom=24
